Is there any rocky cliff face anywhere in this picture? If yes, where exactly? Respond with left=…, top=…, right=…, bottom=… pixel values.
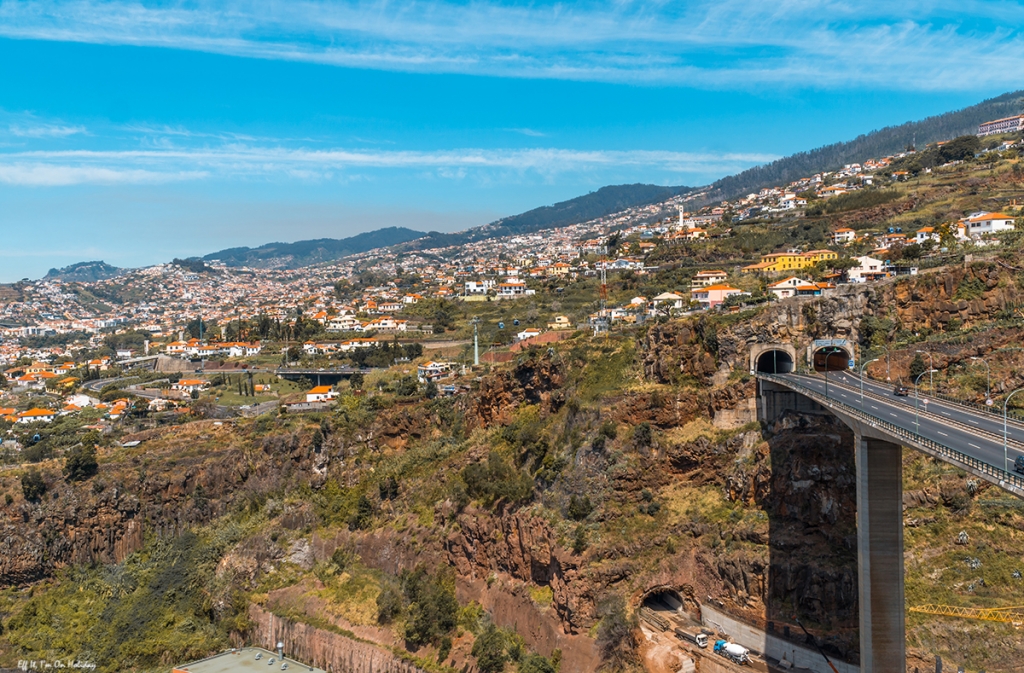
left=466, top=356, right=567, bottom=428
left=0, top=420, right=327, bottom=585
left=249, top=605, right=426, bottom=673
left=446, top=505, right=593, bottom=630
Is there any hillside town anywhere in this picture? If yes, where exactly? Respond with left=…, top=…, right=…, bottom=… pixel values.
left=0, top=122, right=1021, bottom=429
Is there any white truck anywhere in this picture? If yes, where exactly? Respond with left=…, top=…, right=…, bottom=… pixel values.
left=674, top=627, right=709, bottom=648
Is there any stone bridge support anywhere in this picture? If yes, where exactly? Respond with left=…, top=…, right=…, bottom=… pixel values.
left=758, top=377, right=906, bottom=673
left=855, top=434, right=905, bottom=673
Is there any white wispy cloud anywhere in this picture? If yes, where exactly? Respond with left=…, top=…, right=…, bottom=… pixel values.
left=0, top=144, right=778, bottom=186
left=0, top=1, right=1023, bottom=90
left=0, top=163, right=208, bottom=186
left=8, top=123, right=87, bottom=138
left=505, top=128, right=547, bottom=138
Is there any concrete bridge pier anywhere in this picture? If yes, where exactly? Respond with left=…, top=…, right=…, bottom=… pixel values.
left=854, top=434, right=905, bottom=673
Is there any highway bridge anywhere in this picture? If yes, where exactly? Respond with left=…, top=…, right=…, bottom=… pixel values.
left=752, top=343, right=1024, bottom=673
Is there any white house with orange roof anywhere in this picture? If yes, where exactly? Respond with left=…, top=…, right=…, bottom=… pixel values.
left=692, top=270, right=728, bottom=288
left=832, top=228, right=856, bottom=245
left=306, top=385, right=338, bottom=403
left=172, top=378, right=210, bottom=393
left=17, top=408, right=56, bottom=424
left=365, top=316, right=407, bottom=332
left=961, top=211, right=1016, bottom=237
left=915, top=227, right=939, bottom=244
left=417, top=361, right=454, bottom=383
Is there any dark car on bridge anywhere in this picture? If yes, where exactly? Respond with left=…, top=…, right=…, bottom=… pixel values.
left=1015, top=456, right=1024, bottom=475
left=893, top=385, right=910, bottom=396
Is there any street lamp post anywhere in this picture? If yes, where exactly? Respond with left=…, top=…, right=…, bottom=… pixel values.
left=1003, top=388, right=1024, bottom=475
left=860, top=358, right=880, bottom=408
left=917, top=349, right=935, bottom=390
left=915, top=369, right=938, bottom=434
left=969, top=356, right=991, bottom=405
left=823, top=347, right=842, bottom=398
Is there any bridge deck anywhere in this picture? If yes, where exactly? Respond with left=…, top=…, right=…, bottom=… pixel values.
left=758, top=372, right=1024, bottom=498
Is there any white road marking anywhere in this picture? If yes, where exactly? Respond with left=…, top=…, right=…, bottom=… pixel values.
left=871, top=405, right=879, bottom=410
left=938, top=431, right=948, bottom=437
left=890, top=413, right=898, bottom=417
left=968, top=420, right=979, bottom=425
left=969, top=442, right=982, bottom=449
left=940, top=412, right=951, bottom=417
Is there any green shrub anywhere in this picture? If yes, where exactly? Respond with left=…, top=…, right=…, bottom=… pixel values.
left=63, top=445, right=98, bottom=482
left=402, top=566, right=459, bottom=647
left=954, top=277, right=986, bottom=301
left=471, top=624, right=509, bottom=673
left=376, top=583, right=403, bottom=624
left=461, top=452, right=533, bottom=508
left=572, top=525, right=588, bottom=554
left=633, top=422, right=652, bottom=449
left=20, top=469, right=46, bottom=502
left=596, top=595, right=638, bottom=669
left=519, top=653, right=557, bottom=673
left=348, top=495, right=374, bottom=531
left=379, top=476, right=399, bottom=501
left=567, top=494, right=594, bottom=521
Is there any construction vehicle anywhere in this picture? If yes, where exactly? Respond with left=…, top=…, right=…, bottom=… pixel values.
left=674, top=627, right=708, bottom=648
left=713, top=640, right=749, bottom=664
left=910, top=604, right=1024, bottom=624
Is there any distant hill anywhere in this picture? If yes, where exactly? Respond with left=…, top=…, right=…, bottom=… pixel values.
left=200, top=184, right=688, bottom=268
left=203, top=226, right=427, bottom=268
left=399, top=183, right=689, bottom=251
left=45, top=261, right=123, bottom=282
left=699, top=89, right=1024, bottom=205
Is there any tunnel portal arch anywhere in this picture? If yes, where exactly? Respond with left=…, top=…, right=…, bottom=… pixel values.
left=750, top=343, right=797, bottom=375
left=755, top=349, right=795, bottom=374
left=811, top=345, right=854, bottom=372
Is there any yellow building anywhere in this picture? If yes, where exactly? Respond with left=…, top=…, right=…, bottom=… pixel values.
left=743, top=249, right=838, bottom=273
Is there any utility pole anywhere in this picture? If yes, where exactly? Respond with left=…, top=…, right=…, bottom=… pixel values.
left=472, top=317, right=480, bottom=367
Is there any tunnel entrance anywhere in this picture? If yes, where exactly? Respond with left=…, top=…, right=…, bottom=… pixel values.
left=755, top=349, right=795, bottom=374
left=812, top=347, right=853, bottom=372
left=642, top=588, right=686, bottom=614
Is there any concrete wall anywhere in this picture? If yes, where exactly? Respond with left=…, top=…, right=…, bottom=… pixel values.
left=757, top=381, right=826, bottom=424
left=700, top=605, right=859, bottom=673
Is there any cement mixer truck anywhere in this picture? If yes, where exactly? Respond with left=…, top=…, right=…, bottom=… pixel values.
left=713, top=640, right=750, bottom=665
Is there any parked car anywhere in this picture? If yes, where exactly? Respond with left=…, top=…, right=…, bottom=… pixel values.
left=893, top=385, right=910, bottom=396
left=1015, top=455, right=1024, bottom=475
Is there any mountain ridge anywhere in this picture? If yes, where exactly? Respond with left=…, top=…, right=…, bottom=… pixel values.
left=44, top=261, right=124, bottom=282
left=697, top=89, right=1024, bottom=206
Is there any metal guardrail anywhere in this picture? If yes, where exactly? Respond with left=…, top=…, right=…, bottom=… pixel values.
left=923, top=389, right=1024, bottom=426
left=817, top=374, right=1024, bottom=453
left=758, top=373, right=1024, bottom=492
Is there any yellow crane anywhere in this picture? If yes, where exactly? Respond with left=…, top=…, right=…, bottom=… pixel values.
left=910, top=604, right=1024, bottom=624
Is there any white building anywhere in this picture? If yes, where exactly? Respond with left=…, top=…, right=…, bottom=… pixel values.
left=691, top=270, right=728, bottom=288
left=306, top=386, right=338, bottom=403
left=768, top=277, right=812, bottom=299
left=962, top=212, right=1016, bottom=237
left=832, top=228, right=856, bottom=245
left=847, top=256, right=888, bottom=283
left=464, top=280, right=495, bottom=295
left=497, top=280, right=528, bottom=297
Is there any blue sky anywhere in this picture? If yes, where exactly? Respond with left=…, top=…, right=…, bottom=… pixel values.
left=1, top=1, right=1023, bottom=280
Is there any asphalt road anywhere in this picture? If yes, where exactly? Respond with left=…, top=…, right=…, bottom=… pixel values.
left=775, top=372, right=1024, bottom=476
